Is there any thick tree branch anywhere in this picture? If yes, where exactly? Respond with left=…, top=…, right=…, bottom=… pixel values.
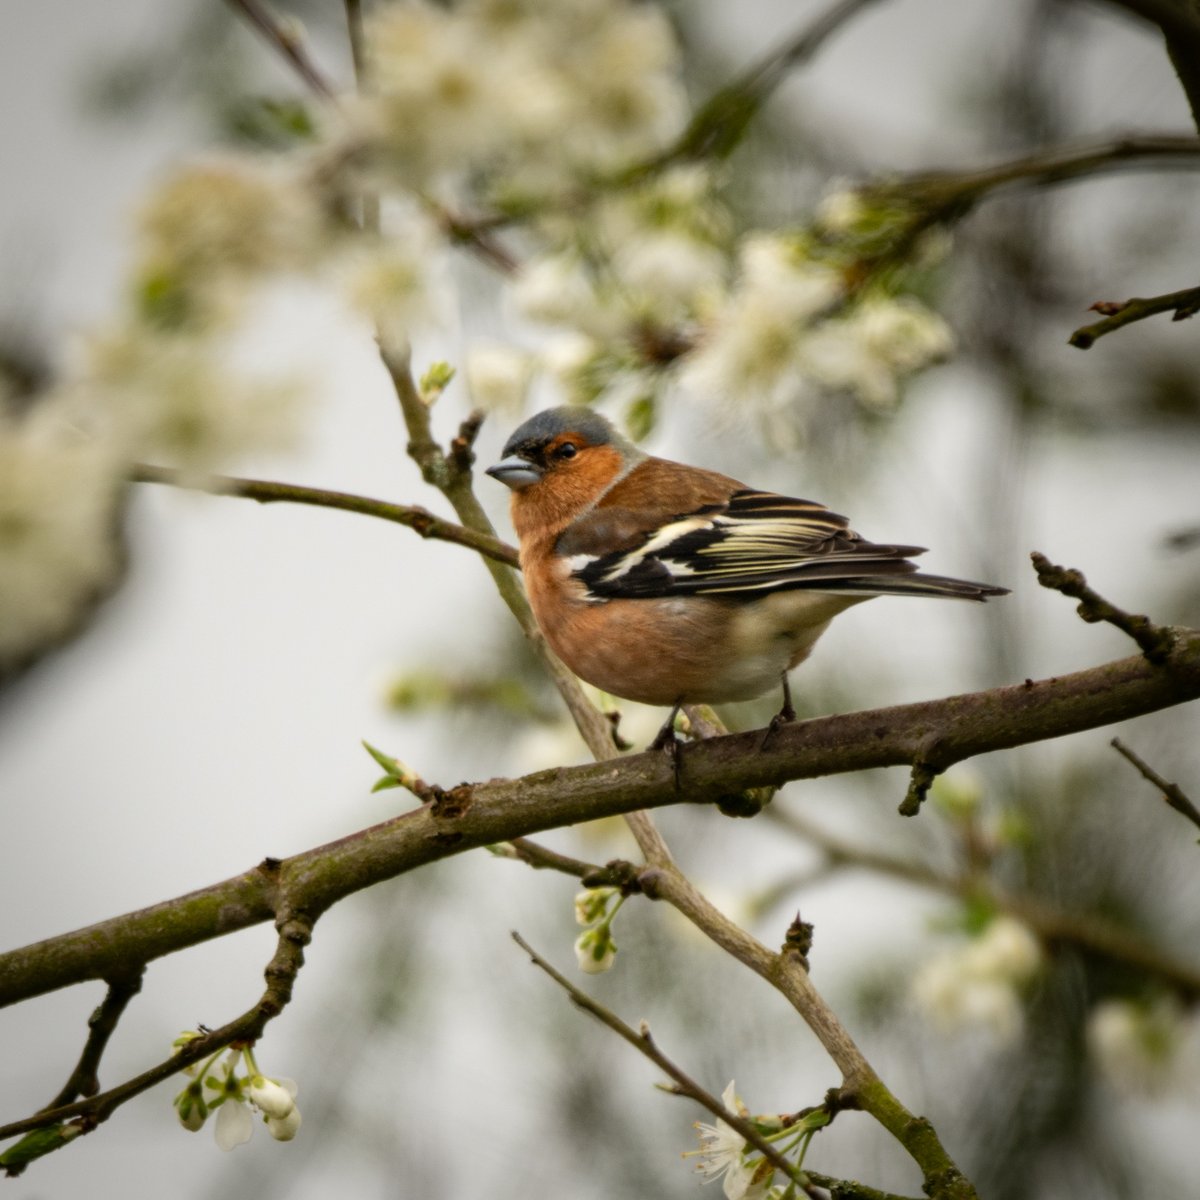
left=4, top=632, right=1198, bottom=1012
left=130, top=464, right=519, bottom=567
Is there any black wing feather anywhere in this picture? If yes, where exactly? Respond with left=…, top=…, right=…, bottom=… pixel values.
left=575, top=490, right=1006, bottom=603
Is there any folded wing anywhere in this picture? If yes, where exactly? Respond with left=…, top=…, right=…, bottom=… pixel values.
left=570, top=490, right=1006, bottom=602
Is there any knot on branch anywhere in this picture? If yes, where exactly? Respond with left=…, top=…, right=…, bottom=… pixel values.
left=782, top=913, right=814, bottom=970
left=449, top=411, right=484, bottom=475
left=1031, top=552, right=1173, bottom=664
left=429, top=783, right=474, bottom=821
left=582, top=858, right=642, bottom=893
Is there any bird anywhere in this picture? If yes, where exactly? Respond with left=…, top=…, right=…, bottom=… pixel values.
left=486, top=406, right=1007, bottom=744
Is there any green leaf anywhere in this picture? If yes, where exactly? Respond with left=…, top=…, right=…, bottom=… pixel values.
left=362, top=739, right=403, bottom=778
left=419, top=362, right=456, bottom=403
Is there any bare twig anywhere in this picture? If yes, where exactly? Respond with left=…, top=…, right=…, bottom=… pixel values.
left=130, top=464, right=519, bottom=567
left=899, top=762, right=940, bottom=817
left=42, top=971, right=144, bottom=1111
left=502, top=839, right=598, bottom=879
left=511, top=932, right=812, bottom=1192
left=344, top=0, right=367, bottom=87
left=642, top=0, right=881, bottom=170
left=898, top=134, right=1200, bottom=205
left=763, top=807, right=1200, bottom=997
left=1111, top=737, right=1200, bottom=835
left=225, top=0, right=339, bottom=102
left=1069, top=284, right=1200, bottom=349
left=805, top=1172, right=921, bottom=1200
left=1030, top=551, right=1174, bottom=663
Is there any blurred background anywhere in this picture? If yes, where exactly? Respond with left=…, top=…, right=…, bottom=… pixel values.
left=2, top=1, right=1199, bottom=1197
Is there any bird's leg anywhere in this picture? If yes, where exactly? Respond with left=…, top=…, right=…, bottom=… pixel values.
left=649, top=701, right=685, bottom=792
left=759, top=672, right=796, bottom=751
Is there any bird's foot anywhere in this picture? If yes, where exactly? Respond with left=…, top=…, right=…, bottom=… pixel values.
left=649, top=704, right=685, bottom=793
left=758, top=676, right=796, bottom=752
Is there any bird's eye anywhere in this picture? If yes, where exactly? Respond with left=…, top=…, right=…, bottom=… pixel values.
left=553, top=442, right=578, bottom=460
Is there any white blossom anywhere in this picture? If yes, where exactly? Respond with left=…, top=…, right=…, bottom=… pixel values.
left=77, top=325, right=309, bottom=473
left=960, top=916, right=1043, bottom=985
left=511, top=253, right=603, bottom=331
left=1087, top=998, right=1192, bottom=1097
left=136, top=158, right=324, bottom=291
left=247, top=1075, right=296, bottom=1121
left=691, top=1082, right=745, bottom=1180
left=688, top=1082, right=771, bottom=1200
left=539, top=333, right=605, bottom=405
left=682, top=235, right=843, bottom=411
left=360, top=0, right=687, bottom=191
left=0, top=407, right=123, bottom=668
left=214, top=1098, right=254, bottom=1151
left=574, top=926, right=616, bottom=974
left=364, top=4, right=511, bottom=182
left=814, top=184, right=868, bottom=234
left=911, top=917, right=1042, bottom=1041
left=337, top=209, right=451, bottom=349
left=610, top=230, right=726, bottom=317
left=851, top=296, right=954, bottom=374
left=266, top=1106, right=303, bottom=1142
left=465, top=343, right=533, bottom=413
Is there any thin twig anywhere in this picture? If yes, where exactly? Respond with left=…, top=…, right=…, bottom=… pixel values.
left=1030, top=551, right=1174, bottom=663
left=130, top=464, right=519, bottom=567
left=805, top=1172, right=922, bottom=1200
left=899, top=134, right=1200, bottom=205
left=225, top=0, right=339, bottom=102
left=1069, top=284, right=1200, bottom=349
left=42, top=971, right=144, bottom=1111
left=763, top=807, right=1200, bottom=997
left=503, top=839, right=598, bottom=879
left=643, top=0, right=881, bottom=170
left=511, top=932, right=812, bottom=1192
left=899, top=762, right=940, bottom=817
left=0, top=913, right=311, bottom=1147
left=1111, top=737, right=1200, bottom=834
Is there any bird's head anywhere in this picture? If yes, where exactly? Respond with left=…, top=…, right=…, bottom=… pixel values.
left=486, top=407, right=644, bottom=534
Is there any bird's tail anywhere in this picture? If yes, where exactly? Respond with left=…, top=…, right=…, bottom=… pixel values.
left=817, top=571, right=1009, bottom=601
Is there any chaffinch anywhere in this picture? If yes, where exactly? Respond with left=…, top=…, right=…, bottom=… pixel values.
left=486, top=406, right=1006, bottom=732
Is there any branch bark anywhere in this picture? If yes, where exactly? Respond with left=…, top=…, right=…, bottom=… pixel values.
left=4, top=631, right=1198, bottom=1011
left=130, top=464, right=519, bottom=567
